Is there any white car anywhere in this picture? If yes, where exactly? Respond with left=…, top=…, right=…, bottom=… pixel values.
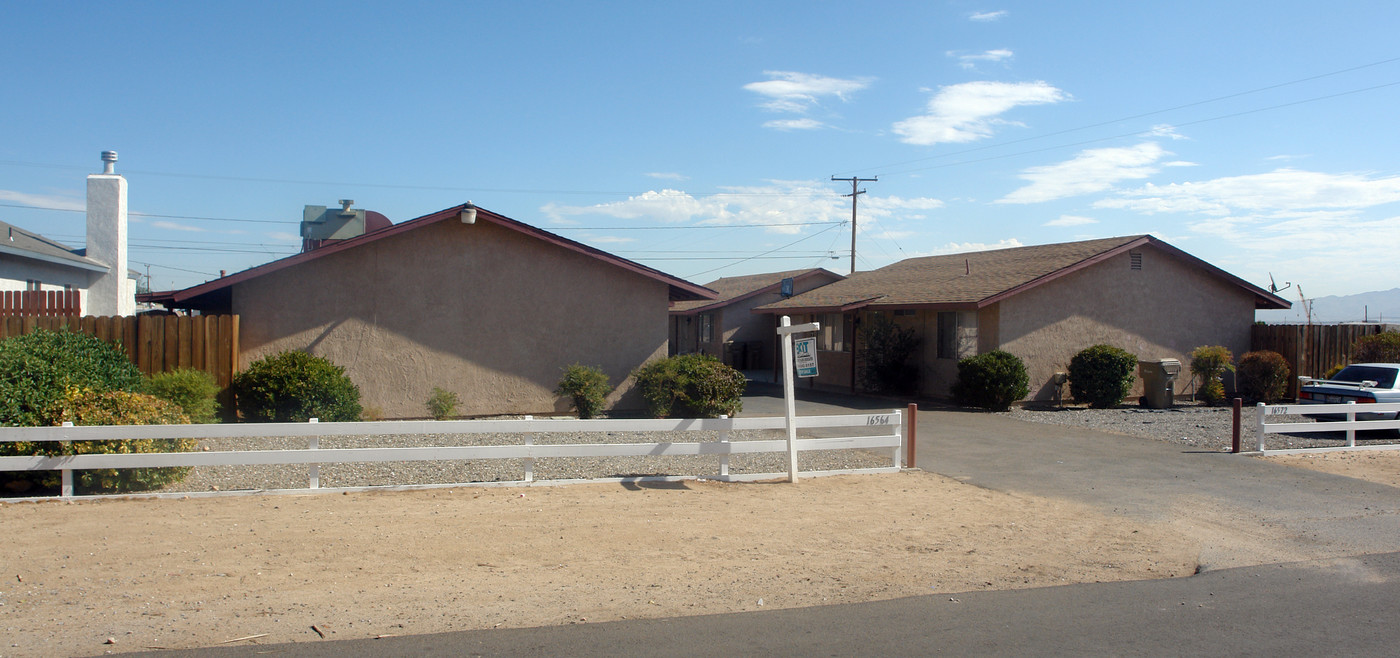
left=1297, top=363, right=1400, bottom=420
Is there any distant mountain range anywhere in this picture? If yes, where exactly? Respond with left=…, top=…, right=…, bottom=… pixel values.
left=1256, top=287, right=1400, bottom=324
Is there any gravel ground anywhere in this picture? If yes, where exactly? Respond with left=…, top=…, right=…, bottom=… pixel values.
left=162, top=426, right=896, bottom=494
left=999, top=402, right=1400, bottom=452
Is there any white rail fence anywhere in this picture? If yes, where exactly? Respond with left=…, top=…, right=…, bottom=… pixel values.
left=0, top=411, right=906, bottom=498
left=1254, top=401, right=1400, bottom=454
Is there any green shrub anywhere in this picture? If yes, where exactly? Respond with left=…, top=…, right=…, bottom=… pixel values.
left=1189, top=345, right=1235, bottom=405
left=858, top=314, right=921, bottom=395
left=951, top=350, right=1030, bottom=411
left=425, top=387, right=460, bottom=420
left=231, top=350, right=362, bottom=422
left=0, top=328, right=144, bottom=428
left=18, top=387, right=196, bottom=494
left=555, top=364, right=611, bottom=419
left=146, top=368, right=221, bottom=423
left=1068, top=344, right=1138, bottom=408
left=1236, top=350, right=1290, bottom=404
left=1352, top=331, right=1400, bottom=363
left=633, top=354, right=746, bottom=418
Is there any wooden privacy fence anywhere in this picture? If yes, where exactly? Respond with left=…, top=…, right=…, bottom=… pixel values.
left=0, top=315, right=239, bottom=387
left=0, top=411, right=907, bottom=498
left=0, top=290, right=81, bottom=316
left=1251, top=324, right=1390, bottom=399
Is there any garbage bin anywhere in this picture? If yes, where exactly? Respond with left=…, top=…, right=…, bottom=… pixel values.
left=1138, top=358, right=1181, bottom=408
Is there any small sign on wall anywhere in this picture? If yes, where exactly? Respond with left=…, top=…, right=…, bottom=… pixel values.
left=794, top=337, right=818, bottom=378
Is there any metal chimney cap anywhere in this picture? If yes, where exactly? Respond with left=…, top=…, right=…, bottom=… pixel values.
left=100, top=150, right=118, bottom=174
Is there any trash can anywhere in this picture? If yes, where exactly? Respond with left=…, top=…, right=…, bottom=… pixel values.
left=1138, top=359, right=1181, bottom=408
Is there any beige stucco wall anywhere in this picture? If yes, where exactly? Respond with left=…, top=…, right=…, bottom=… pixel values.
left=233, top=219, right=670, bottom=418
left=996, top=247, right=1256, bottom=402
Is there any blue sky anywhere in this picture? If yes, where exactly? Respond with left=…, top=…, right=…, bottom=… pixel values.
left=4, top=1, right=1399, bottom=303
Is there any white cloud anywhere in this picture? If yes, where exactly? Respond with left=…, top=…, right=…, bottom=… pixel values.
left=997, top=142, right=1166, bottom=204
left=969, top=10, right=1008, bottom=21
left=541, top=181, right=942, bottom=236
left=743, top=71, right=872, bottom=114
left=645, top=172, right=688, bottom=181
left=1147, top=124, right=1187, bottom=140
left=0, top=190, right=84, bottom=211
left=892, top=81, right=1067, bottom=145
left=1096, top=169, right=1400, bottom=216
left=266, top=232, right=302, bottom=243
left=949, top=49, right=1014, bottom=70
left=916, top=239, right=1024, bottom=257
left=149, top=221, right=208, bottom=232
left=1044, top=215, right=1098, bottom=227
left=763, top=118, right=826, bottom=131
left=581, top=235, right=635, bottom=245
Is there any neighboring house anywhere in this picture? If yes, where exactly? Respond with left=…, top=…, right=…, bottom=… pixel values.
left=669, top=268, right=844, bottom=369
left=0, top=219, right=104, bottom=314
left=756, top=235, right=1290, bottom=402
left=142, top=202, right=716, bottom=418
left=1, top=151, right=136, bottom=316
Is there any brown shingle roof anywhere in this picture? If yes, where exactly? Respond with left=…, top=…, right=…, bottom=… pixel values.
left=671, top=268, right=842, bottom=313
left=756, top=235, right=1290, bottom=312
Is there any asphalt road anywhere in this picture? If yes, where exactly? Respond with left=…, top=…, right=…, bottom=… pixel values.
left=120, top=385, right=1400, bottom=657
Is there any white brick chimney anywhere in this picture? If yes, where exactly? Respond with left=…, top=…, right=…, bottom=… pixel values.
left=86, top=150, right=133, bottom=316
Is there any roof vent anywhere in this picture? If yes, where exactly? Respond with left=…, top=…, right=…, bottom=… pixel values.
left=100, top=150, right=118, bottom=174
left=1130, top=252, right=1143, bottom=270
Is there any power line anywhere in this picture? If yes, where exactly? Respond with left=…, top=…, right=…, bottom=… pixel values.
left=682, top=222, right=848, bottom=279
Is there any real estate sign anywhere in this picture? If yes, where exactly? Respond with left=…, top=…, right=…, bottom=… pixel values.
left=794, top=337, right=818, bottom=378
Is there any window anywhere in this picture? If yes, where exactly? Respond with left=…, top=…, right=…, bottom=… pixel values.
left=699, top=313, right=714, bottom=343
left=818, top=313, right=848, bottom=351
left=937, top=311, right=957, bottom=359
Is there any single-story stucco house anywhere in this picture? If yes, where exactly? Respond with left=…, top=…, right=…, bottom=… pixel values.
left=669, top=267, right=843, bottom=369
left=755, top=235, right=1290, bottom=402
left=142, top=202, right=716, bottom=418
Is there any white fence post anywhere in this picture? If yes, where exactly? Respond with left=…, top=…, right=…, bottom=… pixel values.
left=60, top=421, right=73, bottom=497
left=1255, top=403, right=1266, bottom=452
left=891, top=410, right=903, bottom=469
left=308, top=418, right=320, bottom=489
left=1346, top=401, right=1357, bottom=448
left=523, top=415, right=534, bottom=483
left=717, top=414, right=730, bottom=479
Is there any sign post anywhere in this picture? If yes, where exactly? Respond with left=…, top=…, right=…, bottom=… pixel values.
left=777, top=315, right=821, bottom=483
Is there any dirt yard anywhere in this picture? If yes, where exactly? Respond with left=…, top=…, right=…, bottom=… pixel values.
left=3, top=453, right=1396, bottom=657
left=1263, top=449, right=1400, bottom=489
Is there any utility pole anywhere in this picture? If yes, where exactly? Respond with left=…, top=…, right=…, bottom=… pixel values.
left=832, top=175, right=876, bottom=274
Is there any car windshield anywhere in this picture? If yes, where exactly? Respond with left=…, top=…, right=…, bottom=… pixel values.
left=1332, top=365, right=1399, bottom=388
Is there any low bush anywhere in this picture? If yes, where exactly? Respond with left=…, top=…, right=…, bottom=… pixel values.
left=1189, top=345, right=1235, bottom=405
left=858, top=314, right=921, bottom=395
left=425, top=387, right=460, bottom=420
left=21, top=387, right=196, bottom=493
left=0, top=328, right=144, bottom=427
left=951, top=350, right=1029, bottom=411
left=1236, top=350, right=1290, bottom=404
left=1352, top=331, right=1400, bottom=363
left=231, top=350, right=362, bottom=422
left=1068, top=344, right=1138, bottom=408
left=555, top=364, right=611, bottom=419
left=147, top=368, right=221, bottom=423
left=633, top=354, right=746, bottom=418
